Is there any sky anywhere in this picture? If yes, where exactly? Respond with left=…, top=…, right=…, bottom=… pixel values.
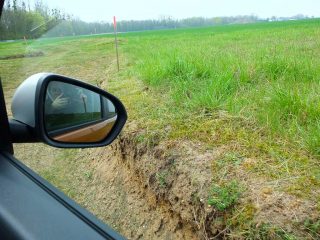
left=36, top=0, right=320, bottom=22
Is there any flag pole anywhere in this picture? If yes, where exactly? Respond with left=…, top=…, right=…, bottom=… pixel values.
left=113, top=16, right=120, bottom=72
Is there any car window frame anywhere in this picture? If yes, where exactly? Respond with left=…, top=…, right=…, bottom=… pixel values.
left=0, top=78, right=13, bottom=154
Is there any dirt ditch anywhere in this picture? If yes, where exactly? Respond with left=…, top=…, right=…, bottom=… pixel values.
left=84, top=120, right=319, bottom=239
left=14, top=119, right=319, bottom=239
left=89, top=123, right=218, bottom=239
left=89, top=124, right=235, bottom=239
left=0, top=50, right=44, bottom=60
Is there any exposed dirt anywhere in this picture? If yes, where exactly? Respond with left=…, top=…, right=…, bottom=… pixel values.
left=0, top=51, right=44, bottom=60
left=88, top=146, right=198, bottom=239
left=247, top=178, right=319, bottom=232
left=113, top=137, right=218, bottom=239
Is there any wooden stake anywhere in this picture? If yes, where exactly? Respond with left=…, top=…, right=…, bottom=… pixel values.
left=113, top=16, right=120, bottom=72
left=23, top=36, right=28, bottom=46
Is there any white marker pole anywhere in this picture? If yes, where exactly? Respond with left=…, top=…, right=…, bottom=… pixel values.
left=113, top=16, right=120, bottom=72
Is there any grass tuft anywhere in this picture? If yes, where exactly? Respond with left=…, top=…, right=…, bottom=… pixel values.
left=208, top=181, right=241, bottom=211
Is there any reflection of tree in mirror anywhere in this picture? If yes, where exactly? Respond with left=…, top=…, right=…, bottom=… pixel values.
left=102, top=97, right=117, bottom=119
left=45, top=113, right=102, bottom=132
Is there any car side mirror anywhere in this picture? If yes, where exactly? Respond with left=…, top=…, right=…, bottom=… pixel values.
left=9, top=73, right=127, bottom=148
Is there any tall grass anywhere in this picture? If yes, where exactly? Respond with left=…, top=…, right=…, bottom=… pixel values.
left=125, top=20, right=320, bottom=156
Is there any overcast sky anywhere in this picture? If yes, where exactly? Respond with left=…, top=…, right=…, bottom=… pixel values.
left=37, top=0, right=320, bottom=22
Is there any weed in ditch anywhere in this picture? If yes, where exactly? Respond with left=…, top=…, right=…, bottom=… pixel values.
left=208, top=180, right=241, bottom=211
left=156, top=170, right=169, bottom=188
left=303, top=218, right=320, bottom=238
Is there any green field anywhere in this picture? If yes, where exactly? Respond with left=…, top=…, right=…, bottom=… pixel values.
left=1, top=19, right=320, bottom=238
left=125, top=20, right=320, bottom=156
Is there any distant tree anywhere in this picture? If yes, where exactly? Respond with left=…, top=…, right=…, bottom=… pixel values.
left=27, top=12, right=46, bottom=38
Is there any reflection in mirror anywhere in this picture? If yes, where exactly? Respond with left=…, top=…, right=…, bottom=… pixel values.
left=44, top=81, right=117, bottom=143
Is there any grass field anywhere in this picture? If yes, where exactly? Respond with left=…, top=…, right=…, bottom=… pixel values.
left=124, top=20, right=320, bottom=156
left=1, top=19, right=320, bottom=238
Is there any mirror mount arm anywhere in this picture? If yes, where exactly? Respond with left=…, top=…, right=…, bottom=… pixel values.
left=9, top=119, right=38, bottom=143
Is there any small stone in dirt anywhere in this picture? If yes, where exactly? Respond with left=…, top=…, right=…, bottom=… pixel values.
left=153, top=218, right=163, bottom=233
left=261, top=187, right=272, bottom=195
left=243, top=158, right=256, bottom=168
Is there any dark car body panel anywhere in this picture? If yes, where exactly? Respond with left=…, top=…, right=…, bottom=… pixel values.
left=0, top=153, right=123, bottom=240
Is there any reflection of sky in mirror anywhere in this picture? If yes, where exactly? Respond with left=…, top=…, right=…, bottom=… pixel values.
left=29, top=0, right=320, bottom=22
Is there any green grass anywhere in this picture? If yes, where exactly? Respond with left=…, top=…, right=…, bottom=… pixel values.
left=303, top=219, right=320, bottom=238
left=124, top=19, right=320, bottom=156
left=244, top=223, right=298, bottom=240
left=156, top=170, right=169, bottom=188
left=208, top=180, right=241, bottom=211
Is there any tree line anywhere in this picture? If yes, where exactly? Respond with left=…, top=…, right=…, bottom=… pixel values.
left=0, top=0, right=312, bottom=40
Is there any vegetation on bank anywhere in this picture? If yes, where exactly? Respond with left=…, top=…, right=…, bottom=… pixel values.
left=122, top=20, right=320, bottom=237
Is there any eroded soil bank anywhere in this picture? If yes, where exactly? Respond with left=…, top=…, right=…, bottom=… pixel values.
left=78, top=121, right=318, bottom=239
left=12, top=94, right=319, bottom=239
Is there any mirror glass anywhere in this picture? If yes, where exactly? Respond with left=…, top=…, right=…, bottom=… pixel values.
left=44, top=81, right=117, bottom=143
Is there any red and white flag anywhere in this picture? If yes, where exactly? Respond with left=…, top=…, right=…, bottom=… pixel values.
left=113, top=16, right=117, bottom=31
